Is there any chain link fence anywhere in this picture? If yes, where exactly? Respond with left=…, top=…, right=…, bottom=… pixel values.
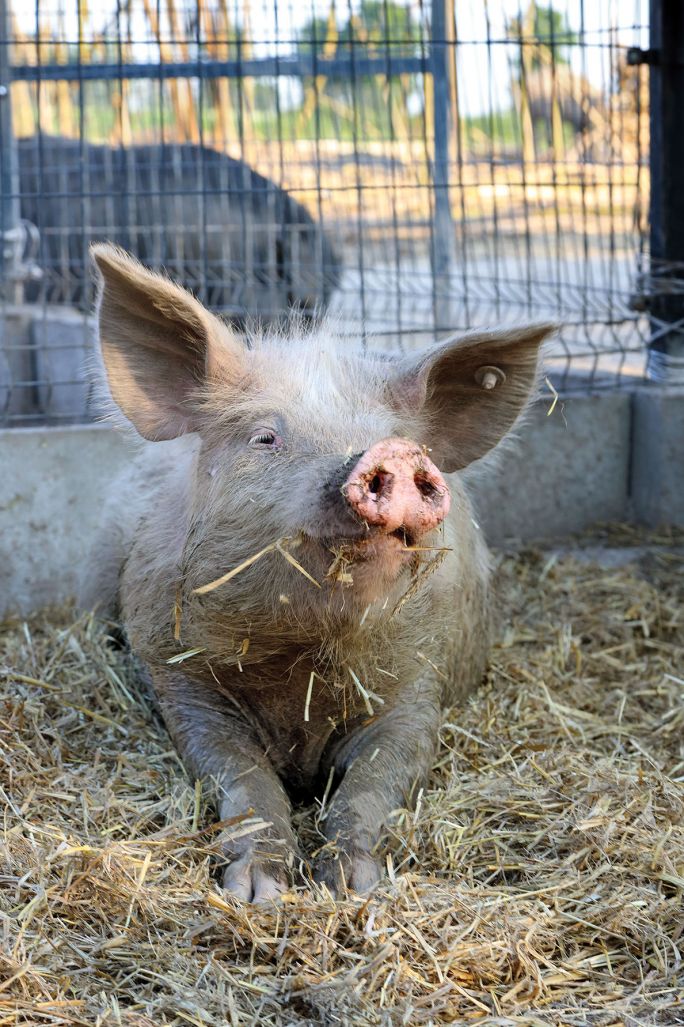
left=0, top=0, right=651, bottom=426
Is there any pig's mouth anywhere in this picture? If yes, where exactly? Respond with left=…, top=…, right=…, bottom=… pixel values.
left=388, top=526, right=417, bottom=547
left=375, top=526, right=421, bottom=553
left=316, top=524, right=450, bottom=605
left=320, top=526, right=419, bottom=582
left=324, top=525, right=417, bottom=555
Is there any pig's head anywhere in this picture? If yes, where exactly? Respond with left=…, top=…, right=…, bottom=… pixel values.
left=92, top=244, right=554, bottom=632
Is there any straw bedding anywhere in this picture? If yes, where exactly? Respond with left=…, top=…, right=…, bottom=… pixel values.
left=1, top=530, right=682, bottom=1026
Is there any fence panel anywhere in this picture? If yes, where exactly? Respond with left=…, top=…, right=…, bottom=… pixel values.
left=0, top=0, right=651, bottom=426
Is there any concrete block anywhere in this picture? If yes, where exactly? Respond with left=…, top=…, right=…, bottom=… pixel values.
left=0, top=425, right=135, bottom=616
left=0, top=306, right=38, bottom=420
left=631, top=386, right=684, bottom=527
left=469, top=390, right=632, bottom=542
left=31, top=308, right=95, bottom=421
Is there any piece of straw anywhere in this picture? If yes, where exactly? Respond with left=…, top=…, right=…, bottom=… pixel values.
left=192, top=542, right=280, bottom=594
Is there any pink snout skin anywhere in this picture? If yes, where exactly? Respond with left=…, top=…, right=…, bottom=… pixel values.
left=343, top=437, right=451, bottom=537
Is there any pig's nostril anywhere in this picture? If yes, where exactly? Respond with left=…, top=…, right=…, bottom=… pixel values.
left=368, top=472, right=384, bottom=495
left=414, top=473, right=438, bottom=500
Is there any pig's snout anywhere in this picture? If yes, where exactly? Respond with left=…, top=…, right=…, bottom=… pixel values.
left=343, top=437, right=450, bottom=538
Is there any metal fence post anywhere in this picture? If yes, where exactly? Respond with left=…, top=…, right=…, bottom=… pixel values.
left=647, top=0, right=684, bottom=382
left=0, top=0, right=22, bottom=304
left=431, top=0, right=456, bottom=335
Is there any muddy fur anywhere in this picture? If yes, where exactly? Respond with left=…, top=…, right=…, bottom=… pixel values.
left=83, top=244, right=554, bottom=899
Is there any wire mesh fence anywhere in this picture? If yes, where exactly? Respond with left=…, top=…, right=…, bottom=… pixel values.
left=0, top=0, right=650, bottom=426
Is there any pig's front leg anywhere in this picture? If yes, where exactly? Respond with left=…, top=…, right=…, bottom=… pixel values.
left=316, top=696, right=441, bottom=894
left=152, top=669, right=299, bottom=902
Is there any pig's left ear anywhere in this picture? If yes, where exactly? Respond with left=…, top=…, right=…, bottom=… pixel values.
left=91, top=243, right=245, bottom=441
left=389, top=323, right=556, bottom=472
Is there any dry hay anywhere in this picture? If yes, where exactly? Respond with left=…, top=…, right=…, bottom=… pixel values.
left=0, top=532, right=682, bottom=1026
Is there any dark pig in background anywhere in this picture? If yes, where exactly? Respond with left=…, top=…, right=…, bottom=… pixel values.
left=82, top=243, right=554, bottom=901
left=17, top=136, right=341, bottom=321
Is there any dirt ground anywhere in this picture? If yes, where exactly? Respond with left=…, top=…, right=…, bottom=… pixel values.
left=0, top=528, right=682, bottom=1026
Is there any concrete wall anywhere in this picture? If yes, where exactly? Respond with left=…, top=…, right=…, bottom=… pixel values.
left=472, top=389, right=633, bottom=540
left=631, top=386, right=684, bottom=528
left=0, top=425, right=132, bottom=615
left=6, top=383, right=679, bottom=617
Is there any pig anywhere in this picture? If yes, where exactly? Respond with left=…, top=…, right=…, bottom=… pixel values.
left=82, top=243, right=553, bottom=900
left=17, top=135, right=340, bottom=321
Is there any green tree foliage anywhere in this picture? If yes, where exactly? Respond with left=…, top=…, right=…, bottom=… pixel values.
left=506, top=2, right=578, bottom=69
left=298, top=1, right=421, bottom=59
left=296, top=1, right=422, bottom=139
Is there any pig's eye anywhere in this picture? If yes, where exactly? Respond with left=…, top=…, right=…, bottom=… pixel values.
left=249, top=431, right=279, bottom=448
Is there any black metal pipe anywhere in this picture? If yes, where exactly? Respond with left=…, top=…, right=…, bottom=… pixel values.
left=11, top=54, right=426, bottom=83
left=431, top=0, right=455, bottom=334
left=648, top=0, right=684, bottom=381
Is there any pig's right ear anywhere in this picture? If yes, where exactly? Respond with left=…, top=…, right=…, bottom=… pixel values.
left=388, top=323, right=555, bottom=471
left=91, top=243, right=244, bottom=440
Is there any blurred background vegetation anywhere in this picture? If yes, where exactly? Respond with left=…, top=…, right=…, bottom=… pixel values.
left=10, top=0, right=646, bottom=163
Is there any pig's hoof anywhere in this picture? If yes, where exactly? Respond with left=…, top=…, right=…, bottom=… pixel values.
left=313, top=848, right=381, bottom=897
left=222, top=855, right=289, bottom=903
